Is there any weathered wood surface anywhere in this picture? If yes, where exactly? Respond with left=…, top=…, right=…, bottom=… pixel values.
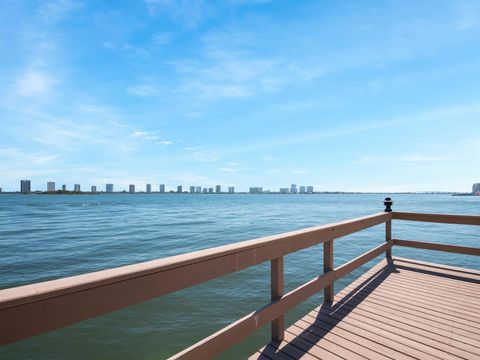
left=250, top=257, right=480, bottom=360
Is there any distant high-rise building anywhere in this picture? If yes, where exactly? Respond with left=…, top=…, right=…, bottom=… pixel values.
left=20, top=180, right=31, bottom=194
left=159, top=184, right=165, bottom=193
left=306, top=186, right=314, bottom=194
left=290, top=184, right=297, bottom=194
left=47, top=181, right=55, bottom=192
left=473, top=183, right=480, bottom=193
left=215, top=185, right=221, bottom=193
left=129, top=184, right=135, bottom=193
left=74, top=184, right=81, bottom=192
left=106, top=184, right=114, bottom=193
left=208, top=187, right=214, bottom=193
left=203, top=188, right=208, bottom=193
left=249, top=187, right=263, bottom=194
left=196, top=186, right=202, bottom=193
left=279, top=188, right=289, bottom=194
left=228, top=186, right=234, bottom=194
left=190, top=186, right=195, bottom=193
left=146, top=184, right=152, bottom=193
left=62, top=184, right=67, bottom=191
left=299, top=186, right=306, bottom=194
left=91, top=185, right=97, bottom=193
left=177, top=185, right=183, bottom=193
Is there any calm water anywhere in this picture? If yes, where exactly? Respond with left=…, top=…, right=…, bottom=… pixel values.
left=0, top=193, right=479, bottom=359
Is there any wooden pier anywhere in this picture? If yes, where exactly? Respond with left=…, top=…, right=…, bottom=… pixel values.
left=0, top=199, right=479, bottom=359
left=251, top=257, right=480, bottom=360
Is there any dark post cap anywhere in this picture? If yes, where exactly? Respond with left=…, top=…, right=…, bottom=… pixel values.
left=384, top=197, right=393, bottom=212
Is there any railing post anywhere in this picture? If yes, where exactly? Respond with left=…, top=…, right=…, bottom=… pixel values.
left=271, top=257, right=284, bottom=342
left=384, top=197, right=393, bottom=258
left=323, top=240, right=334, bottom=302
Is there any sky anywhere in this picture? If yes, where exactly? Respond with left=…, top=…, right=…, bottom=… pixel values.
left=1, top=0, right=479, bottom=192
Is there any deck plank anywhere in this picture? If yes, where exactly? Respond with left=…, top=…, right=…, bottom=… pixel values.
left=251, top=257, right=480, bottom=359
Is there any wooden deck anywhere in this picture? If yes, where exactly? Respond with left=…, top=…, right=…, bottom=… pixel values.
left=251, top=257, right=480, bottom=360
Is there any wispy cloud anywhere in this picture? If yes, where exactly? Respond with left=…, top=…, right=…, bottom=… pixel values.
left=128, top=84, right=159, bottom=96
left=152, top=32, right=173, bottom=45
left=14, top=71, right=56, bottom=96
left=292, top=169, right=311, bottom=175
left=397, top=154, right=454, bottom=162
left=38, top=0, right=82, bottom=24
left=133, top=131, right=173, bottom=145
left=219, top=167, right=237, bottom=172
left=144, top=0, right=212, bottom=28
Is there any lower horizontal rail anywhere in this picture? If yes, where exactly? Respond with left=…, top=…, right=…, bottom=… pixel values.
left=393, top=239, right=480, bottom=256
left=170, top=241, right=392, bottom=359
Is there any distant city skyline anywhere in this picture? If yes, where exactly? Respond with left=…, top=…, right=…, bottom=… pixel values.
left=10, top=179, right=339, bottom=194
left=1, top=2, right=480, bottom=192
left=5, top=177, right=478, bottom=194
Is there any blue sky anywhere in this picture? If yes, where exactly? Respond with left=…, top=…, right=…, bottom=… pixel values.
left=1, top=0, right=479, bottom=192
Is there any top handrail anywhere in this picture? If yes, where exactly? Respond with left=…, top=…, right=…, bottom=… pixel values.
left=0, top=211, right=389, bottom=347
left=393, top=211, right=480, bottom=226
left=0, top=212, right=389, bottom=310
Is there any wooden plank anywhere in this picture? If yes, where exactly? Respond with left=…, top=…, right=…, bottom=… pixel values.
left=385, top=269, right=480, bottom=295
left=323, top=240, right=333, bottom=302
left=337, top=285, right=480, bottom=332
left=249, top=343, right=295, bottom=360
left=271, top=257, right=284, bottom=342
left=393, top=239, right=480, bottom=256
left=392, top=211, right=480, bottom=225
left=0, top=212, right=389, bottom=346
left=283, top=330, right=344, bottom=360
left=290, top=319, right=406, bottom=359
left=287, top=322, right=393, bottom=359
left=293, top=317, right=417, bottom=360
left=336, top=287, right=480, bottom=338
left=306, top=311, right=468, bottom=360
left=286, top=325, right=366, bottom=360
left=378, top=276, right=480, bottom=308
left=310, top=305, right=478, bottom=359
left=327, top=296, right=480, bottom=352
left=337, top=271, right=480, bottom=327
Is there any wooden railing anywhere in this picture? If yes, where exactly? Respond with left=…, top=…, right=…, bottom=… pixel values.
left=1, top=200, right=479, bottom=359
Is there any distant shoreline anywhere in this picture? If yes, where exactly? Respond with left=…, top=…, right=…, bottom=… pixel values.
left=0, top=191, right=468, bottom=195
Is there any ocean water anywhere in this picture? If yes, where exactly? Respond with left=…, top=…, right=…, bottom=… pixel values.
left=0, top=193, right=479, bottom=359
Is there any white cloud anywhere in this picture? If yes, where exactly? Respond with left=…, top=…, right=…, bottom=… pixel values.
left=133, top=130, right=173, bottom=145
left=153, top=32, right=173, bottom=45
left=14, top=71, right=56, bottom=96
left=144, top=0, right=211, bottom=28
left=292, top=169, right=311, bottom=175
left=219, top=167, right=237, bottom=172
left=397, top=154, right=454, bottom=162
left=128, top=84, right=159, bottom=97
left=38, top=0, right=82, bottom=24
left=354, top=153, right=455, bottom=165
